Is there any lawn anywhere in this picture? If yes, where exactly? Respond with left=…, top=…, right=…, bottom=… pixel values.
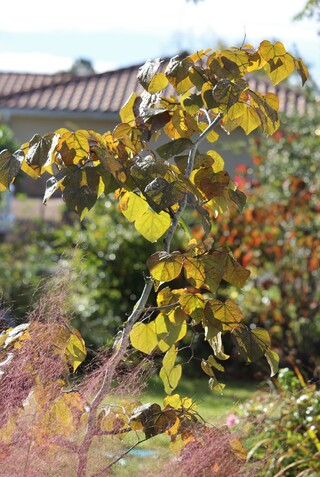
left=100, top=376, right=260, bottom=477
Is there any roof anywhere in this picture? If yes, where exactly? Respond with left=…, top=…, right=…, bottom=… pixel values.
left=0, top=62, right=308, bottom=116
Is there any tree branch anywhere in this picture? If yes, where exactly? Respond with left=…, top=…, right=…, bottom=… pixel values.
left=163, top=113, right=222, bottom=253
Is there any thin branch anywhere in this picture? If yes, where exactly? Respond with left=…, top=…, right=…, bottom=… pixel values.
left=89, top=438, right=148, bottom=477
left=76, top=277, right=154, bottom=477
left=164, top=113, right=222, bottom=253
left=143, top=301, right=180, bottom=312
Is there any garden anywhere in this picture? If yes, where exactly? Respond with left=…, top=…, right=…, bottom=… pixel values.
left=0, top=39, right=319, bottom=477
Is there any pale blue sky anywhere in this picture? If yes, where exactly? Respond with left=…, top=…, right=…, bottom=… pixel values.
left=0, top=0, right=319, bottom=84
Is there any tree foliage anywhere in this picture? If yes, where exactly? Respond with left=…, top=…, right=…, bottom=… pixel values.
left=0, top=42, right=309, bottom=476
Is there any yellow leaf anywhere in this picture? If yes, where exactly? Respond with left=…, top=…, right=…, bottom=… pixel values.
left=223, top=252, right=250, bottom=288
left=227, top=101, right=246, bottom=120
left=120, top=92, right=136, bottom=124
left=206, top=299, right=242, bottom=331
left=154, top=311, right=187, bottom=352
left=230, top=437, right=247, bottom=460
left=148, top=73, right=169, bottom=94
left=206, top=150, right=225, bottom=172
left=65, top=330, right=87, bottom=372
left=179, top=291, right=204, bottom=315
left=159, top=345, right=182, bottom=395
left=0, top=415, right=16, bottom=445
left=163, top=393, right=182, bottom=409
left=294, top=57, right=309, bottom=86
left=21, top=157, right=40, bottom=179
left=239, top=107, right=261, bottom=135
left=57, top=131, right=90, bottom=165
left=265, top=349, right=280, bottom=377
left=100, top=406, right=129, bottom=434
left=259, top=41, right=295, bottom=85
left=119, top=191, right=149, bottom=222
left=169, top=433, right=194, bottom=455
left=130, top=321, right=158, bottom=354
left=147, top=251, right=183, bottom=282
left=135, top=208, right=171, bottom=242
left=183, top=248, right=228, bottom=292
left=156, top=287, right=179, bottom=307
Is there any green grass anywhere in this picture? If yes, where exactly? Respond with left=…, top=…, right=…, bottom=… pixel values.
left=104, top=376, right=260, bottom=476
left=143, top=375, right=259, bottom=423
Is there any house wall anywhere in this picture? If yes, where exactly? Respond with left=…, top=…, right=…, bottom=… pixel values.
left=9, top=114, right=117, bottom=144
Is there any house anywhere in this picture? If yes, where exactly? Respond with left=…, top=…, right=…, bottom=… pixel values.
left=0, top=58, right=309, bottom=221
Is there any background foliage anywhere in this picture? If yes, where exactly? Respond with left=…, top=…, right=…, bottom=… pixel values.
left=210, top=104, right=320, bottom=375
left=0, top=198, right=157, bottom=348
left=236, top=367, right=320, bottom=476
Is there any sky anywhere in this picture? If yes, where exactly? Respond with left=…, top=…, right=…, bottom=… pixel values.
left=0, top=0, right=319, bottom=85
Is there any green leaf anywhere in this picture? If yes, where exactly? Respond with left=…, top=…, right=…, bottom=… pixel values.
left=130, top=321, right=158, bottom=354
left=159, top=345, right=182, bottom=395
left=0, top=149, right=23, bottom=189
left=131, top=154, right=170, bottom=180
left=181, top=92, right=204, bottom=115
left=249, top=90, right=279, bottom=135
left=156, top=138, right=193, bottom=160
left=265, top=349, right=280, bottom=377
left=144, top=177, right=186, bottom=212
left=208, top=377, right=226, bottom=394
left=43, top=175, right=65, bottom=204
left=147, top=251, right=183, bottom=282
left=232, top=326, right=271, bottom=363
left=201, top=355, right=225, bottom=393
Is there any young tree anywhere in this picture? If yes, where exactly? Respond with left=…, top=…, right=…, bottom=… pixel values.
left=0, top=42, right=309, bottom=476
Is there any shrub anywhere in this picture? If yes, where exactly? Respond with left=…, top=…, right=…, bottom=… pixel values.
left=234, top=367, right=320, bottom=476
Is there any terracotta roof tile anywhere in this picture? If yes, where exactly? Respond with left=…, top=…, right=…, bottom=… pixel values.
left=0, top=63, right=308, bottom=116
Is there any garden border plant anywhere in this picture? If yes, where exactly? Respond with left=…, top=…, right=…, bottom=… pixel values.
left=0, top=41, right=309, bottom=476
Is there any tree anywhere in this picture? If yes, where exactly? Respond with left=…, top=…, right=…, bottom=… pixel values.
left=0, top=41, right=309, bottom=476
